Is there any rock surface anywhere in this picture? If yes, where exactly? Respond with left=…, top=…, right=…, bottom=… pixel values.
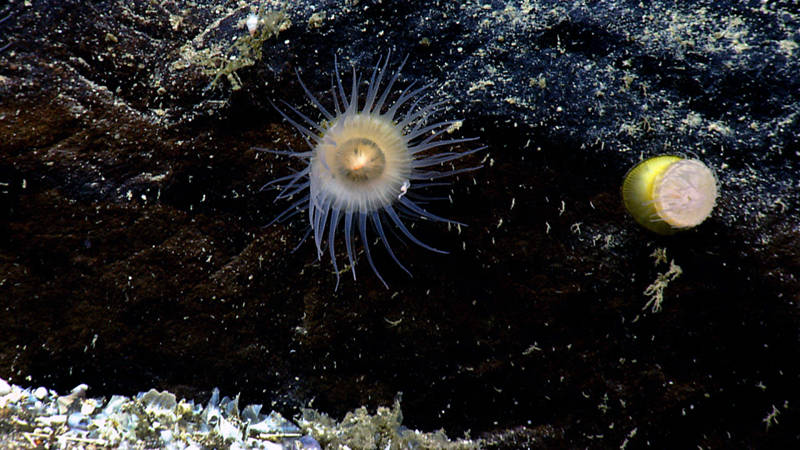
left=1, top=0, right=799, bottom=448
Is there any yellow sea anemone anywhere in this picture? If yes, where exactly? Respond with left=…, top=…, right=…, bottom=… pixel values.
left=622, top=155, right=718, bottom=234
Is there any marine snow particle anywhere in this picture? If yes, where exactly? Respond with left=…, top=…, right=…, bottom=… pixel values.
left=622, top=155, right=718, bottom=235
left=258, top=53, right=483, bottom=289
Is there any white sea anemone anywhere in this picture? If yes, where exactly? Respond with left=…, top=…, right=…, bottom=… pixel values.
left=245, top=13, right=259, bottom=37
left=257, top=53, right=482, bottom=289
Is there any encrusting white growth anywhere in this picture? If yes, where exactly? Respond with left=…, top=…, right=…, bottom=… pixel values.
left=256, top=53, right=483, bottom=289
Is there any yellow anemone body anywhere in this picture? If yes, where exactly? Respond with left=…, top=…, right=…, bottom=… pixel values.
left=622, top=155, right=718, bottom=235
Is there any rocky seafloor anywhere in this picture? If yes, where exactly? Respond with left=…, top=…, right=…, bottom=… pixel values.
left=1, top=0, right=799, bottom=448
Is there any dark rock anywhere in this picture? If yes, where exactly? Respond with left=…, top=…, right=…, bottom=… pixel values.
left=1, top=0, right=798, bottom=448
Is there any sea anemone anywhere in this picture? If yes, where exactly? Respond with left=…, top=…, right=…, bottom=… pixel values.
left=258, top=53, right=483, bottom=289
left=0, top=12, right=12, bottom=53
left=622, top=155, right=719, bottom=234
